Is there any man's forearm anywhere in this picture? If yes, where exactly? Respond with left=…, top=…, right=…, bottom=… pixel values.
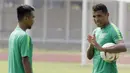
left=94, top=42, right=127, bottom=53
left=22, top=57, right=32, bottom=73
left=104, top=43, right=127, bottom=53
left=87, top=44, right=94, bottom=60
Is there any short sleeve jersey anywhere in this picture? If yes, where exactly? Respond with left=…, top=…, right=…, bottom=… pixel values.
left=92, top=23, right=123, bottom=73
left=8, top=26, right=33, bottom=73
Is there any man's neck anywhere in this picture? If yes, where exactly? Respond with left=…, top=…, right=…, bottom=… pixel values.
left=18, top=22, right=27, bottom=31
left=101, top=21, right=110, bottom=29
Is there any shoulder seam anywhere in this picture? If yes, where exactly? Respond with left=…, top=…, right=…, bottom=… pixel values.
left=111, top=23, right=122, bottom=40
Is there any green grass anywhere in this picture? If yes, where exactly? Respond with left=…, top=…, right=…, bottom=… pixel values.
left=0, top=61, right=8, bottom=73
left=1, top=61, right=130, bottom=73
left=1, top=49, right=130, bottom=73
left=33, top=62, right=92, bottom=73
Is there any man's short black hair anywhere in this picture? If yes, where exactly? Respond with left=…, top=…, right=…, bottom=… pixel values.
left=92, top=3, right=108, bottom=14
left=17, top=5, right=35, bottom=21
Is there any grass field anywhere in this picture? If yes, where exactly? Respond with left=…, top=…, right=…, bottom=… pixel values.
left=0, top=49, right=130, bottom=73
left=1, top=61, right=130, bottom=73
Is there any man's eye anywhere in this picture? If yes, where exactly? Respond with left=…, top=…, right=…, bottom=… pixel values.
left=97, top=15, right=101, bottom=17
left=93, top=16, right=96, bottom=18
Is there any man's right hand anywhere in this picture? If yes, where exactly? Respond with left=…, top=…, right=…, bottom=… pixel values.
left=87, top=34, right=93, bottom=44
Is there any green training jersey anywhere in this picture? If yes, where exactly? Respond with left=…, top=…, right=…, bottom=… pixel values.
left=92, top=23, right=123, bottom=73
left=8, top=25, right=33, bottom=73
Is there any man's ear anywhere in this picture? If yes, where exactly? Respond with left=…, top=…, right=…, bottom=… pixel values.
left=107, top=13, right=109, bottom=17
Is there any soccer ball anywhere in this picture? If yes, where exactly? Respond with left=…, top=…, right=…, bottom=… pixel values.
left=100, top=43, right=119, bottom=62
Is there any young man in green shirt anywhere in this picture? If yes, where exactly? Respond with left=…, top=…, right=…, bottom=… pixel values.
left=87, top=3, right=127, bottom=73
left=8, top=5, right=35, bottom=73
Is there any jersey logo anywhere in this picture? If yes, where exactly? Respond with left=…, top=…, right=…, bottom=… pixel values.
left=99, top=33, right=107, bottom=39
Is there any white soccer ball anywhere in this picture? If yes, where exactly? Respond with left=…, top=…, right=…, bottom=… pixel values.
left=100, top=43, right=119, bottom=62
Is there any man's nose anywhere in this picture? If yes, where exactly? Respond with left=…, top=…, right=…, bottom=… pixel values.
left=95, top=18, right=99, bottom=21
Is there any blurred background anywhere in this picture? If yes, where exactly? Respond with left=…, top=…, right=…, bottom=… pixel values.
left=0, top=0, right=130, bottom=73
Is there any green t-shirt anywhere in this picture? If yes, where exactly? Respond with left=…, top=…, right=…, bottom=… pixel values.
left=92, top=23, right=123, bottom=73
left=8, top=26, right=33, bottom=73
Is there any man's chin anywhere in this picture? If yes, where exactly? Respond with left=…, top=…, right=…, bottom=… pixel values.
left=96, top=24, right=101, bottom=27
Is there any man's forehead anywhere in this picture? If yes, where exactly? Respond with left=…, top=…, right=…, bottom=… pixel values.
left=93, top=10, right=104, bottom=15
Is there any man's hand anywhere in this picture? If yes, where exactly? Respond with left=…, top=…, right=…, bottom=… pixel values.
left=87, top=34, right=98, bottom=46
left=87, top=34, right=105, bottom=51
